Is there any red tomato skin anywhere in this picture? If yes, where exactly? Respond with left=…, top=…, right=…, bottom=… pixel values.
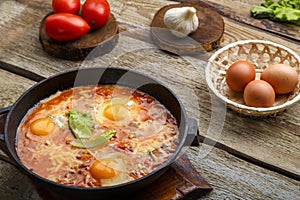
left=81, top=0, right=110, bottom=29
left=45, top=13, right=90, bottom=42
left=52, top=0, right=81, bottom=14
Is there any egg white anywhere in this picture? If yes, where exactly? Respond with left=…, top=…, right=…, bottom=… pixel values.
left=96, top=97, right=139, bottom=126
left=94, top=153, right=134, bottom=186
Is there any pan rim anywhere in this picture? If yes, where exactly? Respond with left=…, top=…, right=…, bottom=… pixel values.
left=4, top=66, right=189, bottom=191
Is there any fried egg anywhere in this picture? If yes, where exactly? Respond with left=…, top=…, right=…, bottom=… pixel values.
left=90, top=153, right=133, bottom=186
left=96, top=97, right=139, bottom=126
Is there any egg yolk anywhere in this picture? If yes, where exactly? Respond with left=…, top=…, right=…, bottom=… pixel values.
left=103, top=104, right=129, bottom=121
left=30, top=118, right=56, bottom=136
left=90, top=159, right=118, bottom=180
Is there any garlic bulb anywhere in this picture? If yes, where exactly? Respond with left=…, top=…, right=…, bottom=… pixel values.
left=163, top=6, right=199, bottom=38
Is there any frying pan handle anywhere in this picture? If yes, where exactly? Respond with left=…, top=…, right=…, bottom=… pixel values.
left=0, top=106, right=14, bottom=162
left=0, top=106, right=17, bottom=166
left=185, top=118, right=200, bottom=147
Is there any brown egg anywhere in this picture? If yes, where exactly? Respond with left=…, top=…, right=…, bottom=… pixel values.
left=261, top=64, right=298, bottom=94
left=244, top=80, right=275, bottom=108
left=225, top=60, right=256, bottom=92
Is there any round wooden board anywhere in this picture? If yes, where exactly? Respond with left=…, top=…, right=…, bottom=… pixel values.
left=39, top=13, right=119, bottom=61
left=150, top=3, right=224, bottom=55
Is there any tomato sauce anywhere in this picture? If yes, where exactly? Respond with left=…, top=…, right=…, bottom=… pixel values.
left=16, top=85, right=179, bottom=188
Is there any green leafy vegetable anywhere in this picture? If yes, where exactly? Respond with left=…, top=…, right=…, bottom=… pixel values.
left=250, top=0, right=300, bottom=25
left=71, top=130, right=116, bottom=148
left=67, top=109, right=94, bottom=139
left=66, top=109, right=116, bottom=148
left=251, top=5, right=274, bottom=18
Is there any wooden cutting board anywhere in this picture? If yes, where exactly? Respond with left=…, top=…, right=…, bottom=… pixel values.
left=131, top=154, right=212, bottom=200
left=39, top=13, right=119, bottom=61
left=150, top=3, right=224, bottom=55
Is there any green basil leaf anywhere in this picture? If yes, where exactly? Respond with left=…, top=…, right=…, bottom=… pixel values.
left=67, top=109, right=94, bottom=139
left=71, top=130, right=116, bottom=148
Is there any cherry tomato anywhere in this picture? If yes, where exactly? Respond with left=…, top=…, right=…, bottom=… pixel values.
left=52, top=0, right=81, bottom=14
left=81, top=0, right=110, bottom=29
left=45, top=13, right=90, bottom=42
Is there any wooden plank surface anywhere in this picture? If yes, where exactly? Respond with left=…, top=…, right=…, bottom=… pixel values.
left=0, top=0, right=300, bottom=189
left=0, top=144, right=299, bottom=200
left=0, top=69, right=35, bottom=107
left=187, top=146, right=300, bottom=199
left=175, top=0, right=300, bottom=42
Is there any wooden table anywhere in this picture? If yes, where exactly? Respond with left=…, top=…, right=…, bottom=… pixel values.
left=0, top=0, right=300, bottom=199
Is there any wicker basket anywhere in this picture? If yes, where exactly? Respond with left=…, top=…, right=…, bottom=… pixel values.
left=205, top=40, right=300, bottom=117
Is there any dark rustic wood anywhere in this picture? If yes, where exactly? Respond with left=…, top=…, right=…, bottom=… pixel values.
left=39, top=13, right=119, bottom=61
left=197, top=135, right=300, bottom=181
left=150, top=3, right=224, bottom=55
left=187, top=146, right=300, bottom=199
left=0, top=60, right=45, bottom=82
left=0, top=69, right=36, bottom=108
left=1, top=0, right=300, bottom=199
left=175, top=0, right=300, bottom=42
